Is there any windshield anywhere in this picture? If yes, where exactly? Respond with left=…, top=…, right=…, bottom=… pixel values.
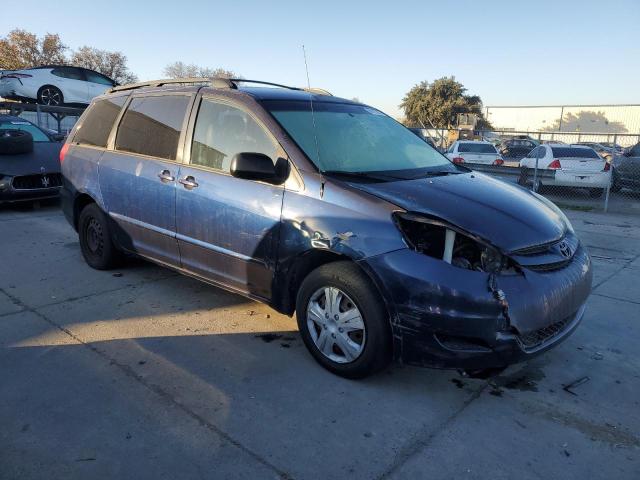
left=458, top=143, right=497, bottom=154
left=264, top=100, right=452, bottom=174
left=0, top=121, right=50, bottom=142
left=551, top=147, right=600, bottom=159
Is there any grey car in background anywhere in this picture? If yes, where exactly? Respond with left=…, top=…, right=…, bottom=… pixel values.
left=611, top=143, right=640, bottom=192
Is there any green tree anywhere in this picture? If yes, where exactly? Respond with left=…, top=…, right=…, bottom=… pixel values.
left=0, top=29, right=66, bottom=70
left=400, top=77, right=491, bottom=129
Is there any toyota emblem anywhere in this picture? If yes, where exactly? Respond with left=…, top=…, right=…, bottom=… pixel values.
left=558, top=241, right=572, bottom=258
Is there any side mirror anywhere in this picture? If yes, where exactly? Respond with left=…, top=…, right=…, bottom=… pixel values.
left=230, top=152, right=288, bottom=185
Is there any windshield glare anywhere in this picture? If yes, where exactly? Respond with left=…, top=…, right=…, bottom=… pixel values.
left=264, top=100, right=451, bottom=173
left=0, top=122, right=49, bottom=142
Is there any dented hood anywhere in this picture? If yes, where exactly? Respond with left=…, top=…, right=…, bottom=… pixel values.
left=349, top=172, right=566, bottom=252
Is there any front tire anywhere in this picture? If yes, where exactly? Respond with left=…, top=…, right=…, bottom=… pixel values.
left=296, top=261, right=392, bottom=378
left=78, top=203, right=122, bottom=270
left=37, top=85, right=64, bottom=106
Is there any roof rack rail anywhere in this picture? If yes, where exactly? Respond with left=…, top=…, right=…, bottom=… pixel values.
left=108, top=76, right=333, bottom=96
left=230, top=79, right=333, bottom=96
left=108, top=77, right=211, bottom=93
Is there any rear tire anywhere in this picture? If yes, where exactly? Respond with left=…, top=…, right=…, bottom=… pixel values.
left=517, top=167, right=529, bottom=186
left=78, top=203, right=123, bottom=270
left=611, top=170, right=622, bottom=192
left=296, top=261, right=392, bottom=379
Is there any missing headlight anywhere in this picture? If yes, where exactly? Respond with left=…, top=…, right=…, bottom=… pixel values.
left=394, top=212, right=514, bottom=274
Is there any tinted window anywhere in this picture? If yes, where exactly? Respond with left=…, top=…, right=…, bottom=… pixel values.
left=116, top=95, right=191, bottom=160
left=458, top=143, right=497, bottom=154
left=85, top=70, right=114, bottom=86
left=73, top=96, right=126, bottom=147
left=190, top=99, right=278, bottom=172
left=51, top=67, right=85, bottom=80
left=551, top=147, right=600, bottom=159
left=0, top=121, right=49, bottom=142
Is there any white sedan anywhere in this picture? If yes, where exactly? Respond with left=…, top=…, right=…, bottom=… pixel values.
left=519, top=144, right=611, bottom=196
left=0, top=66, right=116, bottom=106
left=445, top=140, right=504, bottom=165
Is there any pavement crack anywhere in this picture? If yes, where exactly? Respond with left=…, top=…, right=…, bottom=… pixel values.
left=592, top=252, right=640, bottom=290
left=0, top=285, right=293, bottom=480
left=592, top=293, right=640, bottom=305
left=376, top=382, right=488, bottom=480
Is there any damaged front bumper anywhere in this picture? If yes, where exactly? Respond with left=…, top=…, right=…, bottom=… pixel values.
left=361, top=242, right=592, bottom=370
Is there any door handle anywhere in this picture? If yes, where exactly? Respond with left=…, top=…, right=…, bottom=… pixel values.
left=179, top=175, right=199, bottom=189
left=158, top=169, right=175, bottom=183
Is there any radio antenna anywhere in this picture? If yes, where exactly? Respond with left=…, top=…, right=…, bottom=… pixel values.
left=302, top=45, right=322, bottom=169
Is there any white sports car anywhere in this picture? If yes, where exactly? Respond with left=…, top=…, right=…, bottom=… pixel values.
left=0, top=65, right=116, bottom=106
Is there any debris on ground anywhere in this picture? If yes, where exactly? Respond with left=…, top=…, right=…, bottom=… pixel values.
left=562, top=376, right=590, bottom=395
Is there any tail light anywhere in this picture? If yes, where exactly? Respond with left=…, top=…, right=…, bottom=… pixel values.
left=59, top=143, right=70, bottom=164
left=493, top=158, right=504, bottom=166
left=452, top=157, right=465, bottom=164
left=603, top=162, right=611, bottom=172
left=548, top=159, right=562, bottom=169
left=1, top=73, right=32, bottom=79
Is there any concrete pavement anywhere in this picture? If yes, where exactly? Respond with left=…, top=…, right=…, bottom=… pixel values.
left=1, top=203, right=639, bottom=479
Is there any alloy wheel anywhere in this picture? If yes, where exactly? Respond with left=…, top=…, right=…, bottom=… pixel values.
left=306, top=286, right=366, bottom=363
left=40, top=88, right=62, bottom=106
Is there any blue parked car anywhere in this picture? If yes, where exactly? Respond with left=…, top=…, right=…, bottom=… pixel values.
left=61, top=78, right=592, bottom=378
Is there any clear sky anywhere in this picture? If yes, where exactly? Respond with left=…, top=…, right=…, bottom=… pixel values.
left=3, top=0, right=639, bottom=117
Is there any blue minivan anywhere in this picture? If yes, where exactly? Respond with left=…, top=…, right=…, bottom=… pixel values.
left=61, top=78, right=592, bottom=378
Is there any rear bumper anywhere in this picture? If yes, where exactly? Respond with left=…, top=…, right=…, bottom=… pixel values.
left=361, top=244, right=592, bottom=370
left=548, top=170, right=611, bottom=188
left=0, top=80, right=30, bottom=101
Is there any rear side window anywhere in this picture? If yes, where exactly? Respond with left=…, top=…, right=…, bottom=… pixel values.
left=115, top=95, right=191, bottom=160
left=190, top=99, right=278, bottom=172
left=85, top=70, right=114, bottom=86
left=551, top=147, right=600, bottom=159
left=51, top=67, right=85, bottom=80
left=458, top=143, right=496, bottom=154
left=73, top=96, right=126, bottom=147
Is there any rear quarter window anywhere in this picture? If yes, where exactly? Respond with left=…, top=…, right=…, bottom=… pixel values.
left=73, top=96, right=127, bottom=147
left=115, top=95, right=191, bottom=160
left=551, top=147, right=600, bottom=159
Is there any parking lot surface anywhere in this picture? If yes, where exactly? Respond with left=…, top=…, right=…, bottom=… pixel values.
left=1, top=203, right=639, bottom=479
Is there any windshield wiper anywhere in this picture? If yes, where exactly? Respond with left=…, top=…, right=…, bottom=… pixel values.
left=322, top=170, right=401, bottom=181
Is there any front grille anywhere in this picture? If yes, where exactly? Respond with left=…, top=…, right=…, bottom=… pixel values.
left=526, top=259, right=572, bottom=271
left=511, top=233, right=579, bottom=272
left=12, top=173, right=62, bottom=190
left=517, top=317, right=571, bottom=350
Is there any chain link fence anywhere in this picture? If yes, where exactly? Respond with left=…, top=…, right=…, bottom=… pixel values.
left=414, top=127, right=640, bottom=215
left=0, top=101, right=84, bottom=135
